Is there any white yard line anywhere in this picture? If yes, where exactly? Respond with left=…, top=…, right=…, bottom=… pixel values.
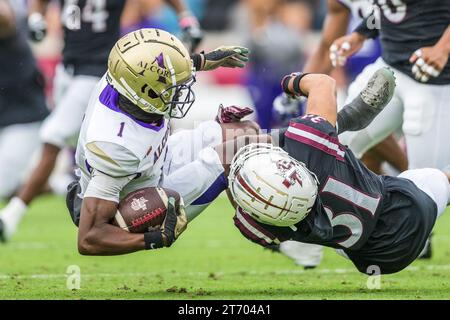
left=1, top=265, right=450, bottom=280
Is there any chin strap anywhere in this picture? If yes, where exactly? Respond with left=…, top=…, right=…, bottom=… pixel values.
left=117, top=94, right=164, bottom=123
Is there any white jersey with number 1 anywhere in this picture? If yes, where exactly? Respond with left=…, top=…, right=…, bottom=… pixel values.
left=75, top=75, right=170, bottom=201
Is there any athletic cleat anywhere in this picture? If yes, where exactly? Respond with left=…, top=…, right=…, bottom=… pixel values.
left=264, top=244, right=317, bottom=269
left=279, top=241, right=323, bottom=268
left=303, top=266, right=317, bottom=270
left=0, top=217, right=14, bottom=243
left=360, top=67, right=396, bottom=111
left=0, top=218, right=5, bottom=243
left=419, top=233, right=433, bottom=259
left=337, top=67, right=397, bottom=134
left=264, top=244, right=281, bottom=253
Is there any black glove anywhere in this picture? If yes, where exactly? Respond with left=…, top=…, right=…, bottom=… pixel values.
left=28, top=13, right=47, bottom=42
left=66, top=181, right=82, bottom=227
left=144, top=196, right=187, bottom=249
left=179, top=13, right=203, bottom=53
left=191, top=46, right=250, bottom=71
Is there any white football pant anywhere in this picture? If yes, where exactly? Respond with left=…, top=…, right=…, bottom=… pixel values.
left=339, top=57, right=450, bottom=170
left=162, top=120, right=225, bottom=221
left=0, top=122, right=42, bottom=198
left=40, top=64, right=100, bottom=148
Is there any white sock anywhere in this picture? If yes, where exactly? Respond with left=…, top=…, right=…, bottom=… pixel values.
left=0, top=197, right=28, bottom=240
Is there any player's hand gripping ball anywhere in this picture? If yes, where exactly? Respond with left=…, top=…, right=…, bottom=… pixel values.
left=112, top=187, right=187, bottom=239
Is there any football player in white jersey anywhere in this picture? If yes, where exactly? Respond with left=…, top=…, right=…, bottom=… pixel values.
left=62, top=28, right=265, bottom=255
left=0, top=0, right=204, bottom=242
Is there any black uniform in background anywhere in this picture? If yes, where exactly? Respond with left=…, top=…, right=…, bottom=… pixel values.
left=234, top=115, right=437, bottom=274
left=357, top=0, right=450, bottom=84
left=0, top=21, right=49, bottom=127
left=58, top=0, right=126, bottom=77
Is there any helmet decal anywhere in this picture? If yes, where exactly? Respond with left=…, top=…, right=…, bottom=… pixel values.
left=152, top=53, right=169, bottom=84
left=154, top=52, right=165, bottom=69
left=276, top=159, right=303, bottom=188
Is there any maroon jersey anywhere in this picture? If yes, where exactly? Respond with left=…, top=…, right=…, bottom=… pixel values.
left=234, top=115, right=437, bottom=274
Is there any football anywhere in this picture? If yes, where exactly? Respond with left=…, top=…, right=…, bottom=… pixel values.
left=111, top=187, right=181, bottom=233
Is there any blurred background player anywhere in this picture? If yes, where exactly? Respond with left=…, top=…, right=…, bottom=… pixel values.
left=0, top=0, right=203, bottom=242
left=331, top=0, right=450, bottom=257
left=240, top=0, right=312, bottom=130
left=0, top=0, right=49, bottom=203
left=275, top=0, right=408, bottom=268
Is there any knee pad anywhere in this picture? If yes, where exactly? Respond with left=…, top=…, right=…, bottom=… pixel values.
left=402, top=96, right=432, bottom=136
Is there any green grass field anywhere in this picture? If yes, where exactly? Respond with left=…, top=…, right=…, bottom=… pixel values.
left=0, top=194, right=449, bottom=300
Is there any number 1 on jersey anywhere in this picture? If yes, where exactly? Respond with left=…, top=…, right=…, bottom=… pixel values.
left=117, top=122, right=125, bottom=137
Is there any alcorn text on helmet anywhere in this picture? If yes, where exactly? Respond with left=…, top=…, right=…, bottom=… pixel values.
left=107, top=28, right=195, bottom=118
left=228, top=143, right=319, bottom=227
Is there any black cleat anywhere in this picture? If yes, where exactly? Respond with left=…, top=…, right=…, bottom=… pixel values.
left=0, top=219, right=5, bottom=243
left=360, top=67, right=396, bottom=111
left=265, top=244, right=281, bottom=253
left=419, top=234, right=433, bottom=259
left=303, top=266, right=317, bottom=270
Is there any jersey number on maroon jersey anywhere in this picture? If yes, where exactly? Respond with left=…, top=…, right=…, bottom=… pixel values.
left=321, top=177, right=381, bottom=248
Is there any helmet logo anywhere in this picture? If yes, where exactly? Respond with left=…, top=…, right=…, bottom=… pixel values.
left=153, top=53, right=168, bottom=84
left=153, top=53, right=165, bottom=69
left=137, top=53, right=170, bottom=84
left=276, top=159, right=303, bottom=188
